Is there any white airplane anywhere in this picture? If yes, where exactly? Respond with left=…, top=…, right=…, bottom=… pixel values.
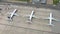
left=8, top=9, right=18, bottom=21
left=44, top=13, right=59, bottom=26
left=26, top=10, right=37, bottom=23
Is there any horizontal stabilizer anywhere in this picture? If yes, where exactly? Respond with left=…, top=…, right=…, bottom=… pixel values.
left=27, top=21, right=32, bottom=24
left=47, top=24, right=54, bottom=26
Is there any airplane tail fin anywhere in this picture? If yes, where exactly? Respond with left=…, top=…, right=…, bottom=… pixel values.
left=47, top=24, right=54, bottom=26
left=27, top=21, right=32, bottom=24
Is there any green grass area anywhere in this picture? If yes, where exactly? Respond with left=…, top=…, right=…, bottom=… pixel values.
left=16, top=0, right=30, bottom=2
left=53, top=0, right=59, bottom=5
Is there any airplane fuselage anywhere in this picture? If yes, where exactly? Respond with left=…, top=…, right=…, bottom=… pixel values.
left=29, top=11, right=34, bottom=21
left=49, top=13, right=53, bottom=25
left=10, top=9, right=17, bottom=19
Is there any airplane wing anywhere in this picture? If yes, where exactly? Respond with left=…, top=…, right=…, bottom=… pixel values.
left=14, top=13, right=19, bottom=16
left=25, top=15, right=30, bottom=18
left=7, top=12, right=12, bottom=15
left=24, top=15, right=38, bottom=19
left=52, top=18, right=60, bottom=21
left=32, top=15, right=39, bottom=19
left=25, top=15, right=30, bottom=17
left=42, top=17, right=50, bottom=20
left=7, top=12, right=19, bottom=16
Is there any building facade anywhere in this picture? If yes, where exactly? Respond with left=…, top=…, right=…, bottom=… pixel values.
left=1, top=0, right=53, bottom=4
left=47, top=0, right=53, bottom=4
left=31, top=0, right=53, bottom=4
